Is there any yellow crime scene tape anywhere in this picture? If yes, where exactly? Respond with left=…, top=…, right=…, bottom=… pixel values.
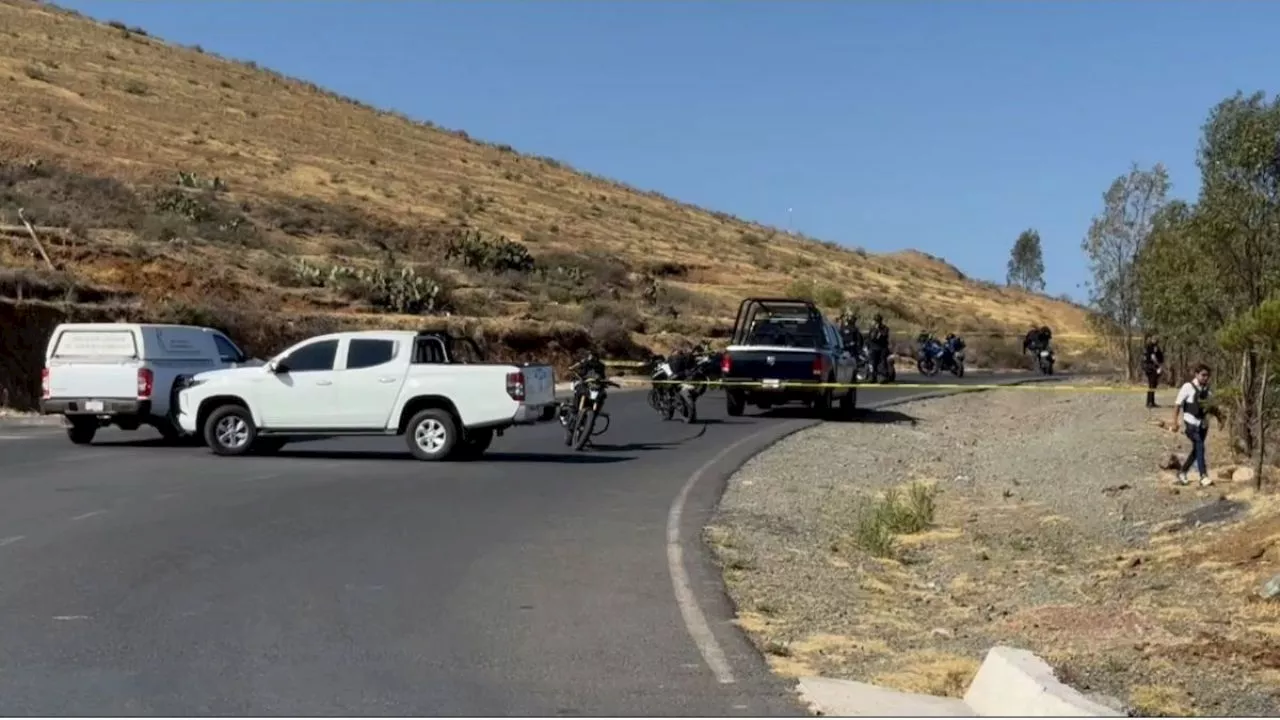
left=621, top=377, right=1162, bottom=393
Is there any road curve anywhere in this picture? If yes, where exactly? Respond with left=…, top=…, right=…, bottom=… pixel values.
left=0, top=373, right=1032, bottom=715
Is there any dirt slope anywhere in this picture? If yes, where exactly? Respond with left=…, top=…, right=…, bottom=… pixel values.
left=0, top=0, right=1095, bottom=384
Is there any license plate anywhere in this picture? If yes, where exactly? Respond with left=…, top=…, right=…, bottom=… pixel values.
left=85, top=400, right=104, bottom=412
left=762, top=379, right=782, bottom=389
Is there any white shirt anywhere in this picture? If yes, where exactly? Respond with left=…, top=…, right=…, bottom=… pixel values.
left=1175, top=380, right=1208, bottom=426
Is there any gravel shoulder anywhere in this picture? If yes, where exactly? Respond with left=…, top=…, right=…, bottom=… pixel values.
left=710, top=384, right=1280, bottom=717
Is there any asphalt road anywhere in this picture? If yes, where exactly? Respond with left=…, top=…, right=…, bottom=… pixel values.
left=0, top=373, right=1032, bottom=716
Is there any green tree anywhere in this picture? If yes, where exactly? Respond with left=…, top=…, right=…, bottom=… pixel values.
left=1005, top=228, right=1046, bottom=292
left=1219, top=298, right=1280, bottom=488
left=1135, top=91, right=1280, bottom=455
left=1082, top=163, right=1171, bottom=380
left=1193, top=91, right=1280, bottom=454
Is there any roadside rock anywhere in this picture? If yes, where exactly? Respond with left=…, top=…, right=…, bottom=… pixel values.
left=1232, top=466, right=1257, bottom=485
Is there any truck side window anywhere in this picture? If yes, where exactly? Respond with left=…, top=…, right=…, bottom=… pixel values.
left=279, top=340, right=338, bottom=373
left=347, top=339, right=397, bottom=370
left=212, top=334, right=245, bottom=363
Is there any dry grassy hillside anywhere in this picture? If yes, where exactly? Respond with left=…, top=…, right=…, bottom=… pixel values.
left=0, top=0, right=1097, bottom=407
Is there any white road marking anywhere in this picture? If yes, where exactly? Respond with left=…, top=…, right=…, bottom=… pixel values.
left=237, top=472, right=282, bottom=483
left=70, top=510, right=107, bottom=521
left=669, top=429, right=787, bottom=685
left=52, top=615, right=90, bottom=621
left=0, top=535, right=26, bottom=547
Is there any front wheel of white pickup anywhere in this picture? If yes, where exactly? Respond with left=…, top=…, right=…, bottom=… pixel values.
left=205, top=405, right=257, bottom=457
left=406, top=409, right=458, bottom=461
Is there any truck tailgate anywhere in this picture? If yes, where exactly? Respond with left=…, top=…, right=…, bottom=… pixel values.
left=726, top=348, right=818, bottom=383
left=520, top=364, right=556, bottom=406
left=47, top=329, right=142, bottom=399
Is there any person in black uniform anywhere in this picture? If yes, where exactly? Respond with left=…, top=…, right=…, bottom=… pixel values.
left=867, top=314, right=891, bottom=383
left=1141, top=334, right=1165, bottom=408
left=567, top=349, right=607, bottom=409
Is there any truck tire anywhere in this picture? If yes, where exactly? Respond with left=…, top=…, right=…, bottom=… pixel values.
left=406, top=408, right=458, bottom=461
left=726, top=390, right=745, bottom=417
left=204, top=405, right=257, bottom=456
left=66, top=418, right=97, bottom=445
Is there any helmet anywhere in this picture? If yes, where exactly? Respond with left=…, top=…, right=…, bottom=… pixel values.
left=946, top=333, right=956, bottom=340
left=874, top=313, right=884, bottom=323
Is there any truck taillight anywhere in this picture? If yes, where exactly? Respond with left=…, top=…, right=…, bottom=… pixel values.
left=812, top=355, right=827, bottom=377
left=720, top=354, right=731, bottom=374
left=41, top=367, right=50, bottom=400
left=137, top=368, right=154, bottom=400
left=505, top=370, right=526, bottom=401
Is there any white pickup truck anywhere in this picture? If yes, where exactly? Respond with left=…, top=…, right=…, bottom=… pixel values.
left=172, top=329, right=557, bottom=461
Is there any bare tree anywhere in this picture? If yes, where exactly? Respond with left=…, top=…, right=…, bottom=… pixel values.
left=1082, top=163, right=1170, bottom=380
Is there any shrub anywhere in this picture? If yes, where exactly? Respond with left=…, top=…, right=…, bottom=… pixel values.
left=786, top=277, right=815, bottom=301
left=444, top=229, right=535, bottom=274
left=852, top=482, right=939, bottom=559
left=814, top=284, right=845, bottom=308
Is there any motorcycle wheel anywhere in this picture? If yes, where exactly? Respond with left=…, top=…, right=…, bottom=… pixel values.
left=572, top=409, right=597, bottom=450
left=917, top=359, right=938, bottom=376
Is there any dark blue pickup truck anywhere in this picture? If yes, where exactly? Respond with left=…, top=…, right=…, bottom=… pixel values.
left=718, top=297, right=858, bottom=419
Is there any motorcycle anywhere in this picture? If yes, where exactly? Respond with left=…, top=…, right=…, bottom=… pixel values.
left=854, top=345, right=896, bottom=383
left=561, top=375, right=620, bottom=451
left=916, top=334, right=946, bottom=376
left=675, top=352, right=719, bottom=424
left=1037, top=348, right=1055, bottom=375
left=646, top=355, right=680, bottom=421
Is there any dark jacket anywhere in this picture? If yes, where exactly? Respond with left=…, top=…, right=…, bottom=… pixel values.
left=1142, top=342, right=1165, bottom=371
left=571, top=356, right=607, bottom=380
left=868, top=322, right=890, bottom=349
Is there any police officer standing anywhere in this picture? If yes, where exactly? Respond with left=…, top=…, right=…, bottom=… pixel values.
left=867, top=314, right=891, bottom=383
left=1142, top=334, right=1165, bottom=409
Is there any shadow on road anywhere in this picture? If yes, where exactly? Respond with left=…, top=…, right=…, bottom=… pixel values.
left=590, top=423, right=709, bottom=452
left=855, top=408, right=919, bottom=426
left=267, top=449, right=635, bottom=464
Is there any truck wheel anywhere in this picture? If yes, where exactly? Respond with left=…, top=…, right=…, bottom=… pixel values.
left=406, top=409, right=458, bottom=461
left=812, top=383, right=833, bottom=417
left=726, top=390, right=745, bottom=417
left=455, top=429, right=494, bottom=460
left=66, top=418, right=97, bottom=445
left=204, top=405, right=257, bottom=456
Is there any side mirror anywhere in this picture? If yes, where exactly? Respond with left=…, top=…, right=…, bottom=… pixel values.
left=267, top=360, right=287, bottom=374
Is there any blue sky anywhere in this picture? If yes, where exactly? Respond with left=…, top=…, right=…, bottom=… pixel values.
left=56, top=0, right=1279, bottom=300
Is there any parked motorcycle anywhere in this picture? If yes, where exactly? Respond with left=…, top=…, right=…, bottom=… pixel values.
left=675, top=351, right=719, bottom=424
left=1037, top=348, right=1055, bottom=375
left=854, top=345, right=896, bottom=383
left=646, top=355, right=679, bottom=421
left=916, top=333, right=946, bottom=376
left=560, top=375, right=619, bottom=450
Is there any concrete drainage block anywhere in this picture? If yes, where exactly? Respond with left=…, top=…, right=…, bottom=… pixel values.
left=797, top=645, right=1126, bottom=717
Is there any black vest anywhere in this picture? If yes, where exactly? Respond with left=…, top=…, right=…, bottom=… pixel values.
left=1182, top=383, right=1209, bottom=420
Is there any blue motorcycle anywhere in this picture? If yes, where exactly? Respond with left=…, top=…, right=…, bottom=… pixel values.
left=916, top=333, right=947, bottom=376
